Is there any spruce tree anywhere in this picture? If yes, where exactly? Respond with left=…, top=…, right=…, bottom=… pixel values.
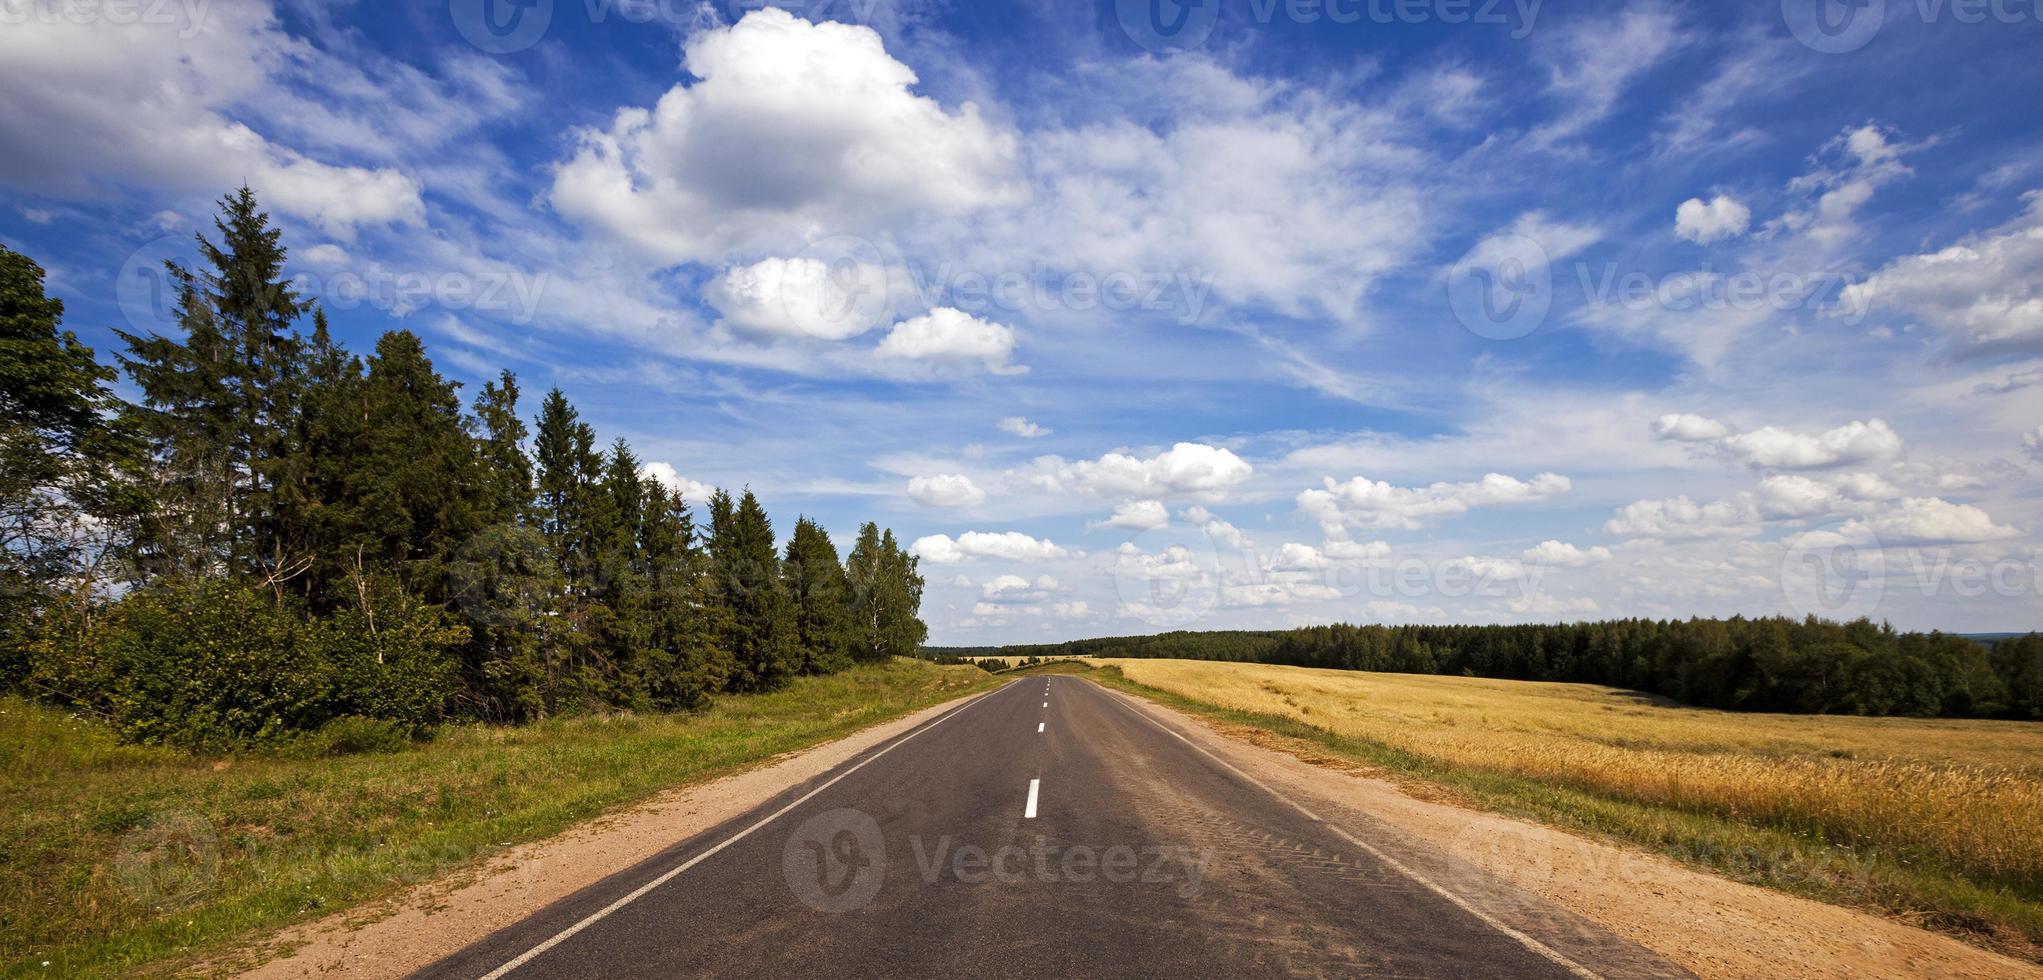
left=707, top=489, right=797, bottom=692
left=782, top=517, right=854, bottom=674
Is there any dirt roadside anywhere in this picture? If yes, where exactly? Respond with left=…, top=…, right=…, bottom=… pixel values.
left=1094, top=682, right=2041, bottom=980
left=224, top=687, right=997, bottom=980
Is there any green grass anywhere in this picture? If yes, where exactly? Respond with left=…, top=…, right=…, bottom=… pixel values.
left=0, top=659, right=998, bottom=978
left=1080, top=663, right=2043, bottom=964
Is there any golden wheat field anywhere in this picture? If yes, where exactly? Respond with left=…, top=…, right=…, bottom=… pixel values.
left=1102, top=659, right=2043, bottom=892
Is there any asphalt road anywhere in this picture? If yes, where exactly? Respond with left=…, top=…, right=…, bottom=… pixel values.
left=417, top=675, right=1690, bottom=979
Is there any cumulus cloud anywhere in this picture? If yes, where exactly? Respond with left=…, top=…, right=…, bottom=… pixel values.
left=1092, top=500, right=1169, bottom=531
left=704, top=256, right=888, bottom=341
left=875, top=307, right=1020, bottom=373
left=1030, top=443, right=1253, bottom=500
left=912, top=531, right=1074, bottom=563
left=1181, top=506, right=1250, bottom=549
left=1299, top=472, right=1571, bottom=534
left=0, top=0, right=424, bottom=233
left=549, top=9, right=1017, bottom=263
left=906, top=473, right=986, bottom=508
left=639, top=462, right=715, bottom=504
left=998, top=416, right=1049, bottom=438
left=1522, top=540, right=1612, bottom=566
left=1651, top=413, right=1734, bottom=442
left=1652, top=414, right=1904, bottom=469
left=1674, top=195, right=1750, bottom=244
left=1604, top=495, right=1760, bottom=538
left=1842, top=497, right=2020, bottom=545
left=1836, top=191, right=2043, bottom=352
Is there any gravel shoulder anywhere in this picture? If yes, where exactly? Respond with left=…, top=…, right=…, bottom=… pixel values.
left=226, top=689, right=991, bottom=979
left=1098, top=681, right=2041, bottom=980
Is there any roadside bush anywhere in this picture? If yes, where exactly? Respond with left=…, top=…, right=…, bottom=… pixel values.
left=318, top=578, right=466, bottom=738
left=94, top=580, right=332, bottom=751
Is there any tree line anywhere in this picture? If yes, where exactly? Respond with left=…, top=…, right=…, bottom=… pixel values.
left=0, top=188, right=927, bottom=751
left=942, top=618, right=2043, bottom=719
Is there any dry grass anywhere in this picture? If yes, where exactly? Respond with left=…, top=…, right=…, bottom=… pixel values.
left=1102, top=659, right=2043, bottom=898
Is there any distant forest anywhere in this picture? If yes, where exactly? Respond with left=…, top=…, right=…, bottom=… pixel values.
left=1, top=188, right=928, bottom=751
left=934, top=619, right=2043, bottom=719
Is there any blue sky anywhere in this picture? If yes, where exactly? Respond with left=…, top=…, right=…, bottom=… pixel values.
left=3, top=0, right=2042, bottom=642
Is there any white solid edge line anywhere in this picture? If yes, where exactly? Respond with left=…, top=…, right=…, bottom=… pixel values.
left=1024, top=778, right=1040, bottom=818
left=476, top=683, right=1008, bottom=980
left=1096, top=683, right=1603, bottom=980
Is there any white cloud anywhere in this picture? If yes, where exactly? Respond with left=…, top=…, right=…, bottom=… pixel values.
left=906, top=473, right=986, bottom=508
left=704, top=256, right=887, bottom=341
left=1653, top=414, right=1904, bottom=469
left=1723, top=419, right=1903, bottom=469
left=1522, top=540, right=1611, bottom=566
left=1323, top=539, right=1392, bottom=560
left=549, top=9, right=1017, bottom=263
left=1604, top=495, right=1760, bottom=538
left=875, top=307, right=1020, bottom=373
left=1651, top=413, right=1734, bottom=442
left=1843, top=497, right=2020, bottom=545
left=1092, top=500, right=1169, bottom=531
left=0, top=0, right=424, bottom=233
left=1299, top=472, right=1571, bottom=533
left=998, top=416, right=1049, bottom=438
left=1530, top=9, right=1687, bottom=148
left=639, top=462, right=715, bottom=504
left=912, top=531, right=1074, bottom=563
left=1182, top=506, right=1250, bottom=548
left=2026, top=425, right=2043, bottom=461
left=1837, top=191, right=2043, bottom=352
left=1031, top=443, right=1254, bottom=500
left=1674, top=195, right=1750, bottom=245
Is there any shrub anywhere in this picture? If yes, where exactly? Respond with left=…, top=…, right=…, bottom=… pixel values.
left=94, top=581, right=332, bottom=751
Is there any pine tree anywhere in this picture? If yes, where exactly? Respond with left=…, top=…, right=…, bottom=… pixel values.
left=347, top=330, right=479, bottom=600
left=782, top=516, right=853, bottom=674
left=116, top=186, right=310, bottom=584
left=472, top=371, right=532, bottom=529
left=531, top=388, right=604, bottom=710
left=640, top=482, right=730, bottom=708
left=594, top=438, right=653, bottom=708
left=707, top=489, right=797, bottom=692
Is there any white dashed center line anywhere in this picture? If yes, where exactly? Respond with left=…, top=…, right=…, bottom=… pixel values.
left=1024, top=778, right=1040, bottom=818
left=1037, top=722, right=1045, bottom=733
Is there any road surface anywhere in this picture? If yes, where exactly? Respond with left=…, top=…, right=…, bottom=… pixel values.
left=417, top=675, right=1689, bottom=979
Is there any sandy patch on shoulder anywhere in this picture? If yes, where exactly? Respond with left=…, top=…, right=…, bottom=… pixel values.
left=229, top=690, right=990, bottom=980
left=1098, top=682, right=2040, bottom=980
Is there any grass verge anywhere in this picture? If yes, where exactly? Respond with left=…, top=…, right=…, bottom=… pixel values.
left=1077, top=661, right=2043, bottom=964
left=0, top=659, right=997, bottom=979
